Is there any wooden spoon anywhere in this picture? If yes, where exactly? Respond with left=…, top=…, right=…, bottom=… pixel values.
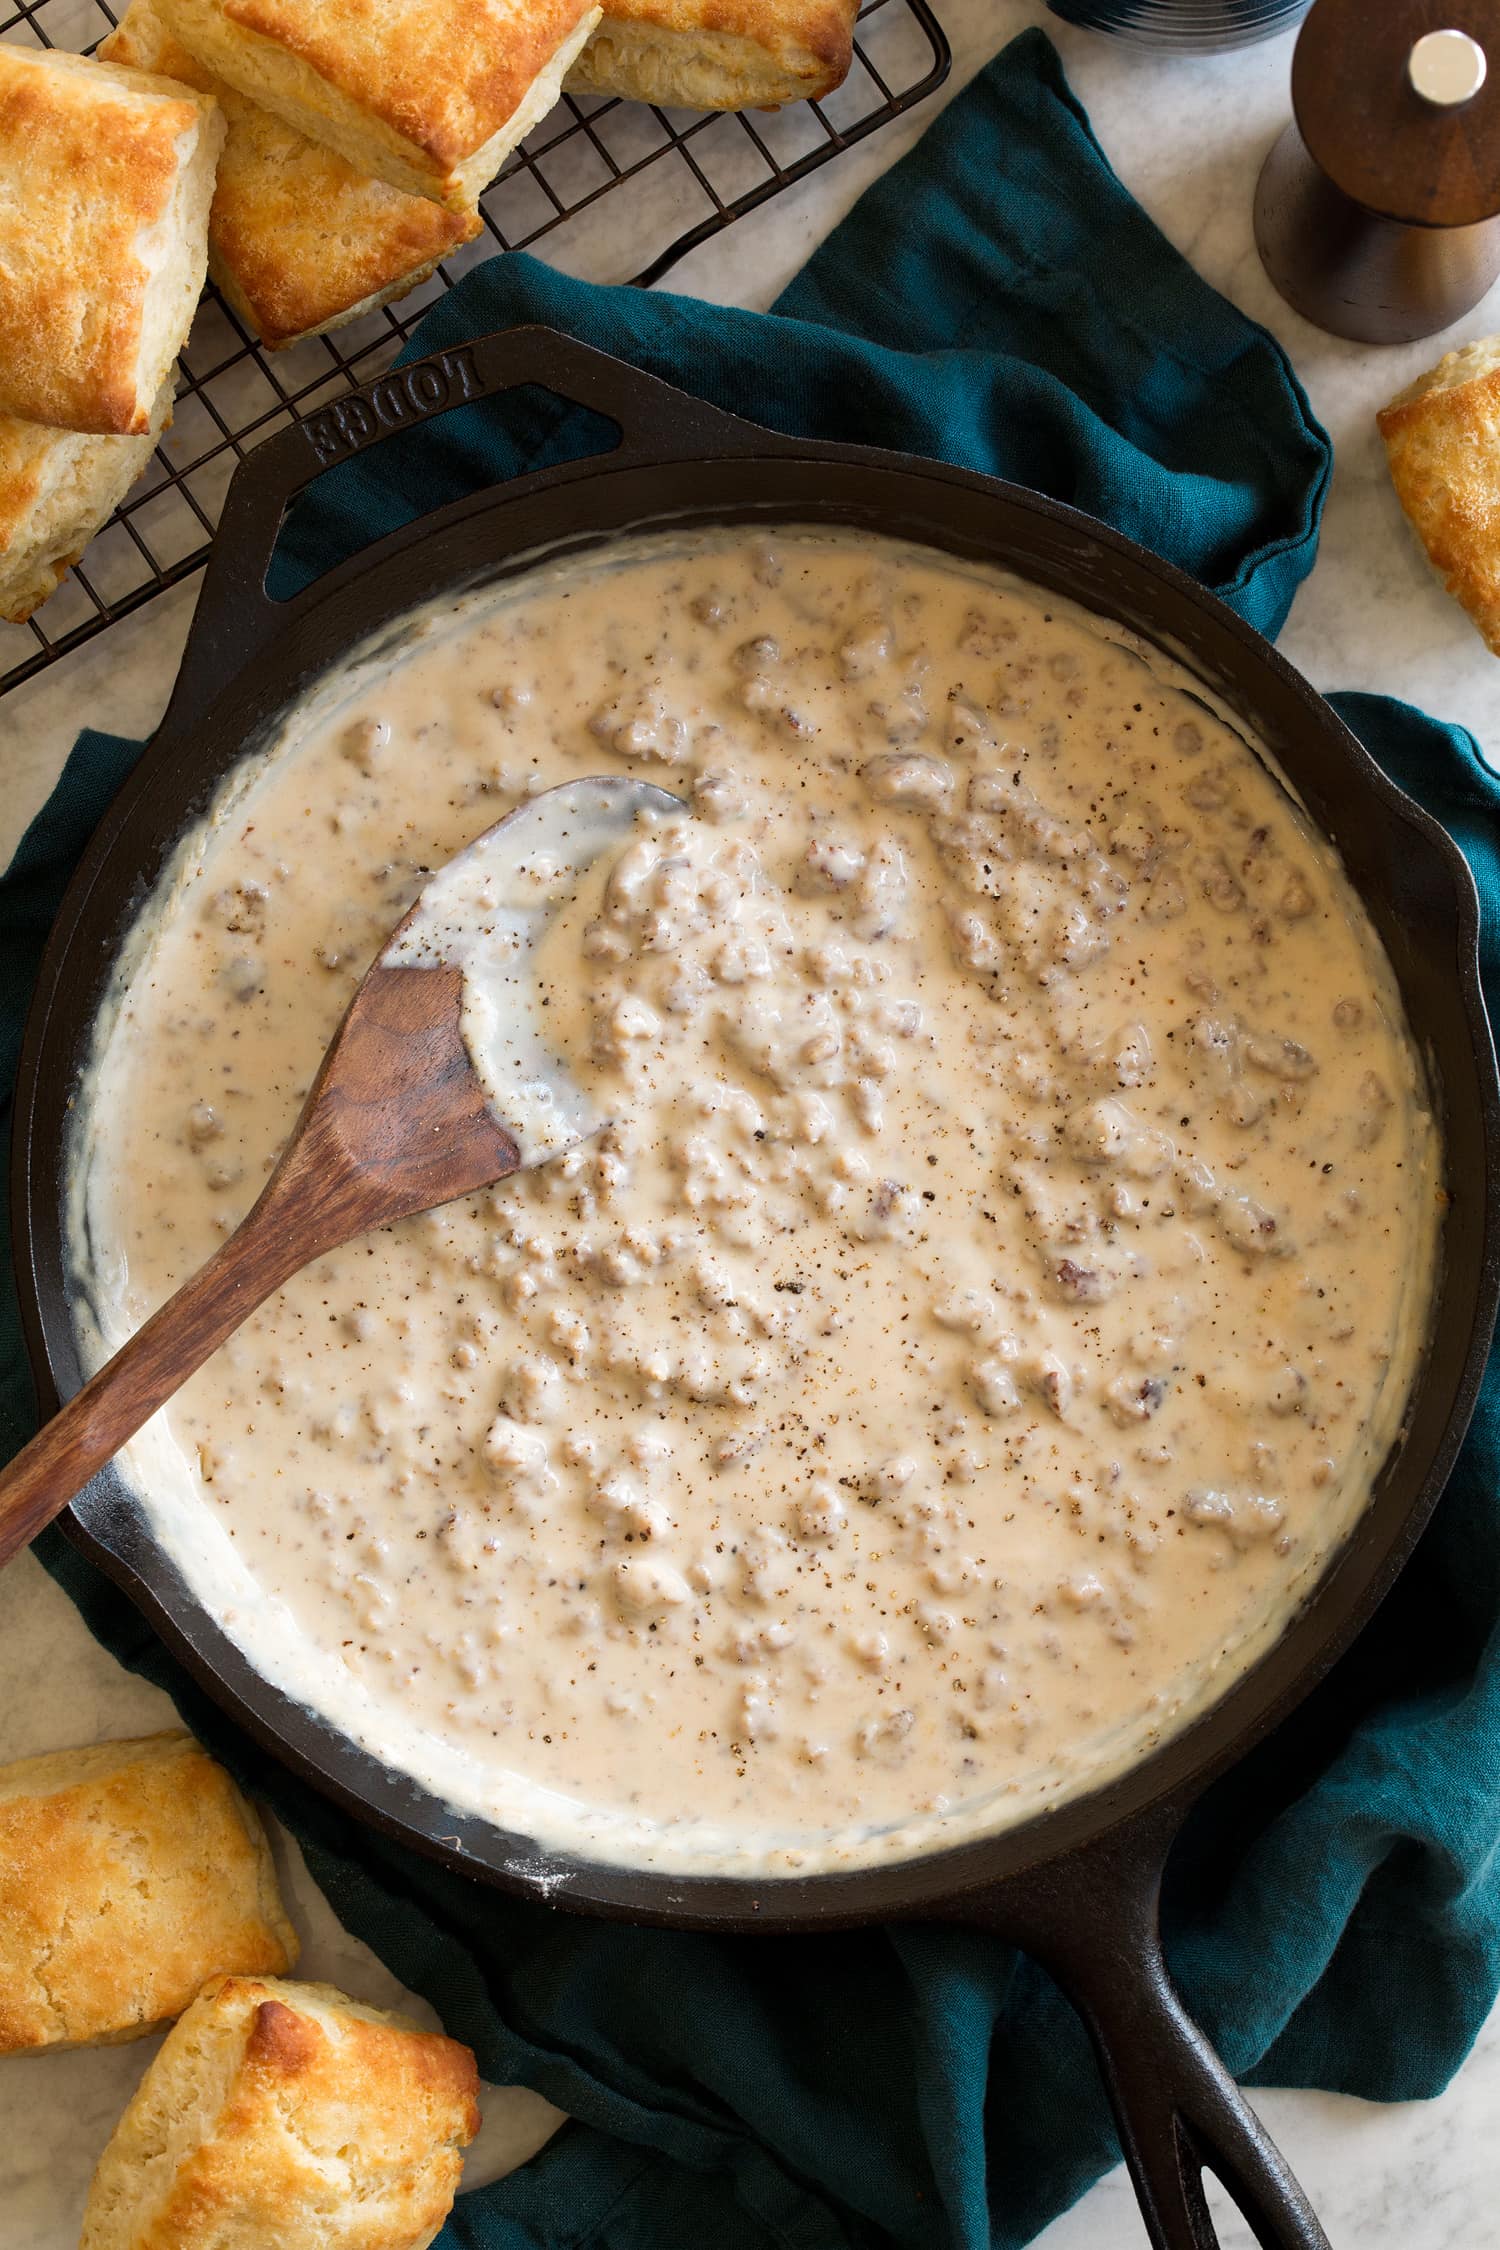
left=0, top=774, right=684, bottom=1571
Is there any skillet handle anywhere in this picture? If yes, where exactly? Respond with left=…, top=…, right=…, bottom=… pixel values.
left=946, top=1811, right=1329, bottom=2250
left=162, top=324, right=775, bottom=742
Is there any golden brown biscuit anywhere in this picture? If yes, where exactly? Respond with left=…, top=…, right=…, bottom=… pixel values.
left=565, top=0, right=856, bottom=109
left=0, top=45, right=223, bottom=436
left=1378, top=336, right=1500, bottom=656
left=154, top=0, right=602, bottom=209
left=80, top=1974, right=481, bottom=2250
left=0, top=1732, right=297, bottom=2053
left=101, top=2, right=483, bottom=350
left=0, top=386, right=171, bottom=622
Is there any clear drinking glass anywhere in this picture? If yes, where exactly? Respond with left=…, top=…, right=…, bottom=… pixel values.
left=1046, top=0, right=1312, bottom=50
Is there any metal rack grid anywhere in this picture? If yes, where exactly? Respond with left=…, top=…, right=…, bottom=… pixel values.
left=0, top=0, right=950, bottom=694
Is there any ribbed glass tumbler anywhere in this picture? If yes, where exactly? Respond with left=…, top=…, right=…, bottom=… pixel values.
left=1046, top=0, right=1311, bottom=50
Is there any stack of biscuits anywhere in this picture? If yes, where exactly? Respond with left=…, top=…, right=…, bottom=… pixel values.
left=0, top=0, right=858, bottom=626
left=0, top=44, right=223, bottom=624
left=1, top=1731, right=482, bottom=2250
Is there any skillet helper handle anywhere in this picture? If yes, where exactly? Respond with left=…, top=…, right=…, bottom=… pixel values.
left=165, top=325, right=772, bottom=741
left=952, top=1815, right=1329, bottom=2250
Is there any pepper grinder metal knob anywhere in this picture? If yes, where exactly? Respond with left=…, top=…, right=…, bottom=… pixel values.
left=1254, top=0, right=1500, bottom=344
left=1409, top=25, right=1488, bottom=103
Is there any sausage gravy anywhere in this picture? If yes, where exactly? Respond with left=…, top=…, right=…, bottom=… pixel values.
left=69, top=528, right=1441, bottom=1876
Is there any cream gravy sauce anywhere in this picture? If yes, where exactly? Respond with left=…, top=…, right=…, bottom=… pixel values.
left=70, top=529, right=1441, bottom=1876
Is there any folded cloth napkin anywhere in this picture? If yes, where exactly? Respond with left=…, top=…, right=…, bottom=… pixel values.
left=4, top=29, right=1498, bottom=2250
left=269, top=29, right=1327, bottom=634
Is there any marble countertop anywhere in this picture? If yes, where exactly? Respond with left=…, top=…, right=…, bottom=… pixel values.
left=7, top=2, right=1500, bottom=2243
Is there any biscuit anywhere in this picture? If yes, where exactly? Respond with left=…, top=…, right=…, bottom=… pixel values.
left=81, top=1974, right=481, bottom=2250
left=0, top=1732, right=297, bottom=2053
left=1379, top=336, right=1500, bottom=656
left=565, top=0, right=855, bottom=109
left=0, top=45, right=223, bottom=435
left=0, top=387, right=171, bottom=622
left=154, top=0, right=602, bottom=209
left=101, top=3, right=483, bottom=350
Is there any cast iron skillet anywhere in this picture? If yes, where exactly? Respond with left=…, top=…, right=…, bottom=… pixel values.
left=13, top=328, right=1500, bottom=2250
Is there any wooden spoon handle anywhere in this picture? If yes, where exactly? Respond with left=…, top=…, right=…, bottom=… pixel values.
left=0, top=1207, right=310, bottom=1571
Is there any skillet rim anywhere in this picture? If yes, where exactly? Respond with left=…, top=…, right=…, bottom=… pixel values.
left=12, top=440, right=1499, bottom=1929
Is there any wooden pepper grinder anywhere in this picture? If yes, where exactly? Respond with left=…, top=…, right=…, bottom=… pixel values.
left=1255, top=0, right=1500, bottom=343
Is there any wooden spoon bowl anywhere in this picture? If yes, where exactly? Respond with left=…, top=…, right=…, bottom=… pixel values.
left=0, top=774, right=683, bottom=1570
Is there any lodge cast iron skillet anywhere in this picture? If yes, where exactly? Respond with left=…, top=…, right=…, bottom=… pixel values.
left=13, top=328, right=1499, bottom=2250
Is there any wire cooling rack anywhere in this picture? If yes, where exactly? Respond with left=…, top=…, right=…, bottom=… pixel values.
left=0, top=0, right=949, bottom=694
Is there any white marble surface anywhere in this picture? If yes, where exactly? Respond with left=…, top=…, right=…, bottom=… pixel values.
left=6, top=2, right=1500, bottom=2244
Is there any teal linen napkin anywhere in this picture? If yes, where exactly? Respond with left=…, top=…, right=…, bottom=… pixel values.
left=268, top=28, right=1327, bottom=640
left=4, top=30, right=1496, bottom=2250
